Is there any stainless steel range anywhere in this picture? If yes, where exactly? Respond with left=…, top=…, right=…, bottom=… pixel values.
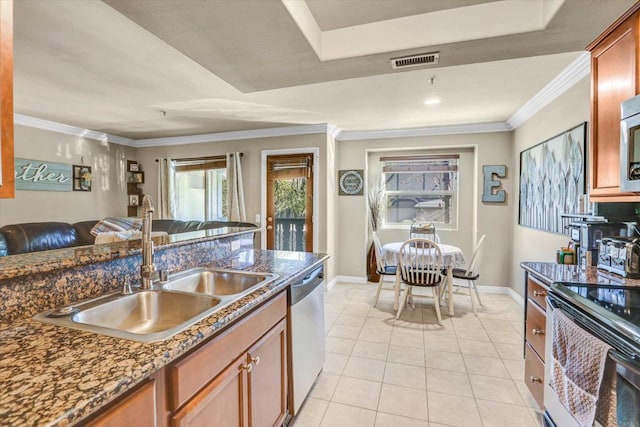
left=545, top=282, right=640, bottom=426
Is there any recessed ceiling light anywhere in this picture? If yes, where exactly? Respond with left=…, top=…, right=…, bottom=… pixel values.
left=424, top=98, right=441, bottom=106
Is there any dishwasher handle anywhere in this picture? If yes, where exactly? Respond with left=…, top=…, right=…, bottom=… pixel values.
left=290, top=267, right=324, bottom=305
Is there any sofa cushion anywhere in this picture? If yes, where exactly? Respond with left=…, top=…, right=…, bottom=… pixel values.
left=152, top=219, right=202, bottom=234
left=73, top=220, right=99, bottom=246
left=0, top=222, right=78, bottom=255
left=90, top=217, right=143, bottom=236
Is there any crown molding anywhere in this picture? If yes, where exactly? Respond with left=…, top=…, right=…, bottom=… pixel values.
left=134, top=124, right=330, bottom=147
left=326, top=124, right=341, bottom=140
left=337, top=121, right=511, bottom=141
left=13, top=113, right=135, bottom=146
left=507, top=51, right=590, bottom=129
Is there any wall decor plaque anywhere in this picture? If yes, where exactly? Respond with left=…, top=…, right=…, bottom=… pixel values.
left=14, top=158, right=72, bottom=192
left=338, top=169, right=364, bottom=195
left=482, top=165, right=507, bottom=203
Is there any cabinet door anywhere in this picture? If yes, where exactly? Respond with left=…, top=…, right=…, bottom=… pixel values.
left=171, top=354, right=249, bottom=427
left=590, top=12, right=638, bottom=198
left=86, top=380, right=157, bottom=427
left=0, top=0, right=14, bottom=199
left=247, top=318, right=287, bottom=427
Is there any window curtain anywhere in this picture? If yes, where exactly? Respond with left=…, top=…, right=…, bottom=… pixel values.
left=157, top=157, right=176, bottom=219
left=226, top=152, right=246, bottom=222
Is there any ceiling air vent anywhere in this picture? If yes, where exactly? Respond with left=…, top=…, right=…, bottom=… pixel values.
left=391, top=52, right=440, bottom=69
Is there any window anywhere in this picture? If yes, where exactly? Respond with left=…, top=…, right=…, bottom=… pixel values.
left=174, top=157, right=227, bottom=221
left=381, top=155, right=459, bottom=229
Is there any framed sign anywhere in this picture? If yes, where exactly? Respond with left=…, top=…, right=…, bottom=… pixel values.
left=15, top=158, right=72, bottom=192
left=72, top=165, right=92, bottom=191
left=338, top=169, right=364, bottom=196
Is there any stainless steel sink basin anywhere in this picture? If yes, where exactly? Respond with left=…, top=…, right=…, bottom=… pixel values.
left=35, top=269, right=279, bottom=343
left=35, top=290, right=222, bottom=342
left=162, top=268, right=278, bottom=297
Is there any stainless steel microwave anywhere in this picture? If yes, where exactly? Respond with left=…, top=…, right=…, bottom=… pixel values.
left=620, top=94, right=640, bottom=192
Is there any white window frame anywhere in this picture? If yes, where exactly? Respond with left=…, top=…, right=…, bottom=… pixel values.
left=381, top=156, right=459, bottom=231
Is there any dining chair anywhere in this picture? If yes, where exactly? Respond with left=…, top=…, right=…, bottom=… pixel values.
left=395, top=238, right=444, bottom=324
left=451, top=234, right=486, bottom=315
left=371, top=231, right=398, bottom=307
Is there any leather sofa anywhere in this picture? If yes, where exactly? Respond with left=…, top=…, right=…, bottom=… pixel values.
left=0, top=219, right=257, bottom=257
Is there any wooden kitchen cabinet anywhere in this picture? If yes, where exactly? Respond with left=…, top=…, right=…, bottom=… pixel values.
left=0, top=0, right=14, bottom=199
left=588, top=3, right=640, bottom=202
left=85, top=379, right=158, bottom=427
left=171, top=354, right=248, bottom=427
left=523, top=272, right=549, bottom=410
left=171, top=318, right=287, bottom=427
left=247, top=318, right=287, bottom=427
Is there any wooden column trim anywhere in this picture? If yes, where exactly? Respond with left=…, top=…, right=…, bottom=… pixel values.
left=0, top=0, right=14, bottom=199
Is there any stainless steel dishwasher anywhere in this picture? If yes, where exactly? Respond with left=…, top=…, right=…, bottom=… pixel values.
left=289, top=266, right=325, bottom=415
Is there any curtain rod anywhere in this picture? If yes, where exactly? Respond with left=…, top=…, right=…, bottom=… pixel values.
left=155, top=153, right=244, bottom=163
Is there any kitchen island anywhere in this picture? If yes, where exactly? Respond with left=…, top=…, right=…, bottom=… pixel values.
left=0, top=249, right=328, bottom=426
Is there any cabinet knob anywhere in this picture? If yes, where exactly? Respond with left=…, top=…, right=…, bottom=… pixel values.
left=266, top=225, right=273, bottom=230
left=251, top=356, right=261, bottom=365
left=533, top=290, right=547, bottom=297
left=240, top=363, right=253, bottom=373
left=532, top=329, right=545, bottom=336
left=530, top=376, right=542, bottom=383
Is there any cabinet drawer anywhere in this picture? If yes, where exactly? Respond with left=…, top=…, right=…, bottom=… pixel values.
left=169, top=292, right=286, bottom=411
left=525, top=300, right=546, bottom=362
left=527, top=276, right=548, bottom=310
left=524, top=344, right=545, bottom=410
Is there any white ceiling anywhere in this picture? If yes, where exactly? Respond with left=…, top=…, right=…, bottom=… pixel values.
left=12, top=0, right=637, bottom=141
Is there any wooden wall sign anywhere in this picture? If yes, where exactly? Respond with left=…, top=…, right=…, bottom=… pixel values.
left=15, top=158, right=72, bottom=191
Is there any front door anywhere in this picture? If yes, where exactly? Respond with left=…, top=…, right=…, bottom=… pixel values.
left=265, top=153, right=313, bottom=252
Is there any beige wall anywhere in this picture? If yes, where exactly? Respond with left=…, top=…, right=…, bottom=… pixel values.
left=510, top=76, right=591, bottom=295
left=135, top=133, right=338, bottom=279
left=336, top=132, right=514, bottom=287
left=0, top=125, right=135, bottom=224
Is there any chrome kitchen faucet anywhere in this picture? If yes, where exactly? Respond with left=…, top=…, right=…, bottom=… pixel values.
left=140, top=195, right=165, bottom=289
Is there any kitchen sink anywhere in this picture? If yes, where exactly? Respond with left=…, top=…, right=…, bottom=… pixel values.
left=35, top=290, right=222, bottom=342
left=35, top=269, right=279, bottom=343
left=162, top=268, right=278, bottom=297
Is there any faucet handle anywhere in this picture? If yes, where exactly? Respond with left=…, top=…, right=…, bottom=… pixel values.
left=159, top=270, right=168, bottom=283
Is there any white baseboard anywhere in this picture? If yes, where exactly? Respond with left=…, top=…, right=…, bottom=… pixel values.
left=476, top=285, right=525, bottom=306
left=326, top=275, right=367, bottom=291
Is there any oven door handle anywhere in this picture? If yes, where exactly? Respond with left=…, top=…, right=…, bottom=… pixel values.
left=610, top=350, right=640, bottom=377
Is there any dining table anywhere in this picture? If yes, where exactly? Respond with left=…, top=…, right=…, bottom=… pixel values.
left=382, top=242, right=466, bottom=316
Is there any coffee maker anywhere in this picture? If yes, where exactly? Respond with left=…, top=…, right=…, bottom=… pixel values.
left=568, top=221, right=628, bottom=267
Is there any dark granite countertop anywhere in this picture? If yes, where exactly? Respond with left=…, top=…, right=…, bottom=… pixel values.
left=0, top=249, right=328, bottom=426
left=520, top=262, right=640, bottom=287
left=0, top=227, right=259, bottom=280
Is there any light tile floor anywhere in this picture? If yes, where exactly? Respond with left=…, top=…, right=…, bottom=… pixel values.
left=293, top=281, right=544, bottom=427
